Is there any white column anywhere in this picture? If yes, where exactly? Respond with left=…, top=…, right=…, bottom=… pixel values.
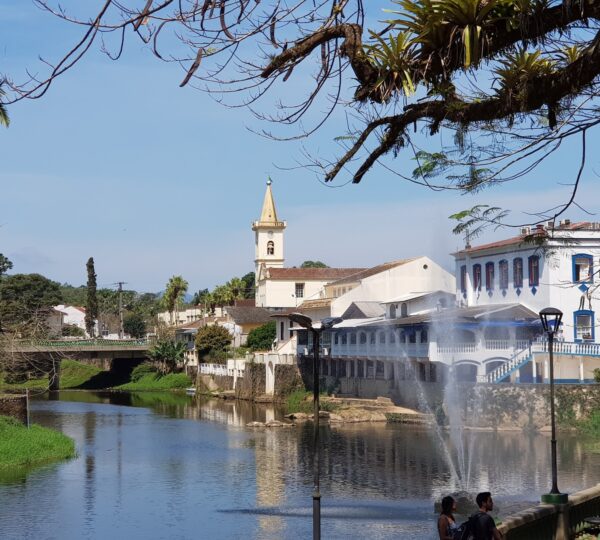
left=580, top=357, right=585, bottom=382
left=544, top=359, right=549, bottom=382
left=532, top=360, right=537, bottom=383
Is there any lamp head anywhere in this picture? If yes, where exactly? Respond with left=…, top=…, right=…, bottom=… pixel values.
left=539, top=307, right=563, bottom=335
left=320, top=317, right=343, bottom=329
left=287, top=312, right=313, bottom=330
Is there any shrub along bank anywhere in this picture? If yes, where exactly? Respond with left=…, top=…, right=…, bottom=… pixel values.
left=0, top=359, right=102, bottom=391
left=0, top=415, right=75, bottom=469
left=116, top=363, right=191, bottom=391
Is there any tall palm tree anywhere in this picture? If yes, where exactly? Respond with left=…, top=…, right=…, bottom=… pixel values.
left=226, top=277, right=246, bottom=303
left=163, top=275, right=188, bottom=324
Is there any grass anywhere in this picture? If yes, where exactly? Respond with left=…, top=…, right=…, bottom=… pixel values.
left=116, top=372, right=192, bottom=391
left=0, top=359, right=102, bottom=391
left=285, top=390, right=339, bottom=414
left=0, top=415, right=76, bottom=469
left=578, top=410, right=600, bottom=438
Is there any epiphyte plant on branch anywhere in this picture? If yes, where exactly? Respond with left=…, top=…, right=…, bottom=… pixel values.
left=4, top=0, right=600, bottom=229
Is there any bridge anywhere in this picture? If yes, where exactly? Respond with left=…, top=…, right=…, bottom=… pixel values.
left=10, top=338, right=153, bottom=390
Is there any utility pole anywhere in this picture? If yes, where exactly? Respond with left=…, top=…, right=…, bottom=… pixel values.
left=115, top=281, right=127, bottom=339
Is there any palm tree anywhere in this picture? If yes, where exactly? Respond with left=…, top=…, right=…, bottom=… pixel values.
left=149, top=339, right=186, bottom=374
left=163, top=275, right=188, bottom=324
left=226, top=277, right=246, bottom=302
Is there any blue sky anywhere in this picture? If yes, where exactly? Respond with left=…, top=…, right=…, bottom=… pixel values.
left=1, top=1, right=600, bottom=294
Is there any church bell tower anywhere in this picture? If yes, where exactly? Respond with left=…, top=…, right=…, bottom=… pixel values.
left=252, top=179, right=286, bottom=280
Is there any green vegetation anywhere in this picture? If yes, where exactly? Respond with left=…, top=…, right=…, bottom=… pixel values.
left=191, top=271, right=256, bottom=312
left=117, top=372, right=192, bottom=391
left=123, top=312, right=147, bottom=338
left=300, top=261, right=328, bottom=268
left=162, top=275, right=189, bottom=324
left=0, top=415, right=75, bottom=469
left=0, top=253, right=12, bottom=278
left=0, top=359, right=102, bottom=391
left=578, top=411, right=600, bottom=438
left=246, top=321, right=276, bottom=351
left=594, top=368, right=600, bottom=384
left=85, top=257, right=98, bottom=337
left=285, top=390, right=338, bottom=414
left=195, top=325, right=231, bottom=362
left=148, top=339, right=186, bottom=374
left=62, top=324, right=86, bottom=337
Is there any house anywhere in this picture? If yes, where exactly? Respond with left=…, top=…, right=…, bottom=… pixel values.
left=158, top=306, right=205, bottom=327
left=46, top=308, right=66, bottom=338
left=54, top=304, right=97, bottom=337
left=222, top=305, right=273, bottom=348
left=252, top=179, right=366, bottom=309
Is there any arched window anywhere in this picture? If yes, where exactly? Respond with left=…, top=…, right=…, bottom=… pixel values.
left=528, top=255, right=540, bottom=287
left=389, top=304, right=397, bottom=318
left=499, top=260, right=509, bottom=289
left=359, top=332, right=367, bottom=344
left=513, top=258, right=523, bottom=288
left=266, top=241, right=274, bottom=255
left=485, top=262, right=495, bottom=290
left=401, top=303, right=408, bottom=317
left=460, top=265, right=467, bottom=293
left=473, top=264, right=482, bottom=291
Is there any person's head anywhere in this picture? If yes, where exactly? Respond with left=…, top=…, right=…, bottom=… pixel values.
left=441, top=496, right=456, bottom=516
left=476, top=492, right=493, bottom=511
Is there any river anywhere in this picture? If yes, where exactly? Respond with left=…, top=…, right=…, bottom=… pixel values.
left=1, top=391, right=600, bottom=539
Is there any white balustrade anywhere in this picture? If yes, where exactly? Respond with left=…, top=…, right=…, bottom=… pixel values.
left=199, top=363, right=229, bottom=377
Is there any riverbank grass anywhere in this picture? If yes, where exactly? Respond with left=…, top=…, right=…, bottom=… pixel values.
left=0, top=359, right=102, bottom=391
left=116, top=372, right=192, bottom=391
left=285, top=390, right=338, bottom=414
left=0, top=415, right=75, bottom=469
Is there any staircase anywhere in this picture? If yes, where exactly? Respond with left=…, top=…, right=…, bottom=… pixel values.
left=485, top=345, right=533, bottom=383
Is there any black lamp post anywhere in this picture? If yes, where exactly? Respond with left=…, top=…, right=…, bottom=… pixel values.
left=288, top=313, right=342, bottom=540
left=539, top=307, right=568, bottom=504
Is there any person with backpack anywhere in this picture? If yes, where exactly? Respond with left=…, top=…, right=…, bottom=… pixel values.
left=437, top=496, right=459, bottom=540
left=470, top=492, right=503, bottom=540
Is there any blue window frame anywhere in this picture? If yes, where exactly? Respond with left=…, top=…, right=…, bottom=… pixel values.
left=572, top=253, right=594, bottom=283
left=460, top=265, right=467, bottom=293
left=574, top=310, right=595, bottom=341
left=528, top=255, right=540, bottom=287
left=513, top=258, right=523, bottom=288
left=473, top=264, right=482, bottom=291
left=485, top=262, right=495, bottom=291
left=499, top=260, right=509, bottom=289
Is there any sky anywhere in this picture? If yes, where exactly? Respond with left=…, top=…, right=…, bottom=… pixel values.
left=1, top=1, right=600, bottom=295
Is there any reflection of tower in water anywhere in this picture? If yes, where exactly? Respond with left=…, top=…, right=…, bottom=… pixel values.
left=253, top=426, right=298, bottom=538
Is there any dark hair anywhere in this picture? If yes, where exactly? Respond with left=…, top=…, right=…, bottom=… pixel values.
left=476, top=492, right=491, bottom=508
left=441, top=496, right=455, bottom=516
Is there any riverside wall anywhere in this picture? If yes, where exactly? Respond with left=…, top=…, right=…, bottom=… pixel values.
left=0, top=394, right=28, bottom=424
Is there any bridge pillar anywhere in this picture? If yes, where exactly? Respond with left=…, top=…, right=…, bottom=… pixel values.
left=48, top=359, right=60, bottom=391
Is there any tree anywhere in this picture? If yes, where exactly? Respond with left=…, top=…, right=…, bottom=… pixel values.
left=85, top=257, right=98, bottom=337
left=0, top=83, right=9, bottom=128
left=192, top=288, right=210, bottom=306
left=246, top=322, right=276, bottom=352
left=300, top=261, right=329, bottom=269
left=241, top=272, right=256, bottom=299
left=123, top=313, right=147, bottom=338
left=7, top=1, right=600, bottom=230
left=148, top=339, right=186, bottom=375
left=226, top=277, right=246, bottom=302
left=162, top=276, right=188, bottom=324
left=0, top=273, right=62, bottom=334
left=0, top=254, right=13, bottom=278
left=195, top=325, right=232, bottom=362
left=62, top=324, right=86, bottom=338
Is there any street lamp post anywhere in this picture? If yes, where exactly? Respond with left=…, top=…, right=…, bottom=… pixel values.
left=288, top=313, right=342, bottom=540
left=539, top=307, right=568, bottom=504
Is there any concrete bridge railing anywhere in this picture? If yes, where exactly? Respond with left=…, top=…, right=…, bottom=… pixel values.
left=498, top=483, right=600, bottom=539
left=13, top=338, right=151, bottom=353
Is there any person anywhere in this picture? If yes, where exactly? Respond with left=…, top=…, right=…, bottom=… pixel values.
left=472, top=492, right=503, bottom=540
left=437, top=496, right=459, bottom=540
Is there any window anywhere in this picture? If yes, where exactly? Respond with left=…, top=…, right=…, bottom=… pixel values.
left=389, top=304, right=396, bottom=318
left=460, top=265, right=467, bottom=293
left=401, top=303, right=408, bottom=317
left=513, top=258, right=523, bottom=288
left=295, top=282, right=304, bottom=298
left=473, top=264, right=482, bottom=291
left=341, top=334, right=347, bottom=345
left=573, top=254, right=593, bottom=283
left=378, top=332, right=386, bottom=344
left=280, top=321, right=284, bottom=341
left=389, top=332, right=396, bottom=344
left=267, top=240, right=274, bottom=255
left=499, top=260, right=509, bottom=289
left=485, top=262, right=495, bottom=291
left=359, top=333, right=367, bottom=344
left=528, top=255, right=540, bottom=287
left=574, top=310, right=595, bottom=341
left=420, top=329, right=428, bottom=343
left=350, top=333, right=357, bottom=345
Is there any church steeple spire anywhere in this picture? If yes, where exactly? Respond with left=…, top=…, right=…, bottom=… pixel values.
left=258, top=177, right=281, bottom=225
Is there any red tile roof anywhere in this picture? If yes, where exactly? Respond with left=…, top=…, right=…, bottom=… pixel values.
left=264, top=267, right=365, bottom=281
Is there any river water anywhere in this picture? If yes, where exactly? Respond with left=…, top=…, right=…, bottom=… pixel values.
left=1, top=391, right=600, bottom=539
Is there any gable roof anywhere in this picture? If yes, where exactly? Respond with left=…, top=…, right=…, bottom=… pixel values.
left=382, top=290, right=455, bottom=304
left=341, top=301, right=385, bottom=319
left=223, top=306, right=273, bottom=325
left=328, top=258, right=417, bottom=286
left=263, top=267, right=365, bottom=281
left=297, top=298, right=333, bottom=310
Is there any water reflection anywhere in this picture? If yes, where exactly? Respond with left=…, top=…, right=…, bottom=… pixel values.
left=0, top=391, right=599, bottom=540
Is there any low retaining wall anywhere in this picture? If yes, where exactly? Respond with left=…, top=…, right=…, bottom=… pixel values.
left=498, top=482, right=600, bottom=539
left=197, top=374, right=234, bottom=392
left=235, top=363, right=265, bottom=400
left=273, top=364, right=304, bottom=398
left=0, top=394, right=28, bottom=424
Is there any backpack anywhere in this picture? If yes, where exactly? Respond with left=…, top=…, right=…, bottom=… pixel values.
left=452, top=515, right=476, bottom=540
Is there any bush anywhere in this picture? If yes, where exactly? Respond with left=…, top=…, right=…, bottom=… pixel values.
left=594, top=368, right=600, bottom=383
left=131, top=362, right=157, bottom=382
left=62, top=324, right=86, bottom=337
left=578, top=410, right=600, bottom=437
left=123, top=313, right=147, bottom=338
left=195, top=325, right=231, bottom=359
left=246, top=321, right=276, bottom=351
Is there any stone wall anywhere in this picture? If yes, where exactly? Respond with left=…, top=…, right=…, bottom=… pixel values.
left=273, top=364, right=304, bottom=398
left=0, top=394, right=28, bottom=425
left=235, top=363, right=265, bottom=400
left=197, top=374, right=234, bottom=393
left=390, top=382, right=600, bottom=430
